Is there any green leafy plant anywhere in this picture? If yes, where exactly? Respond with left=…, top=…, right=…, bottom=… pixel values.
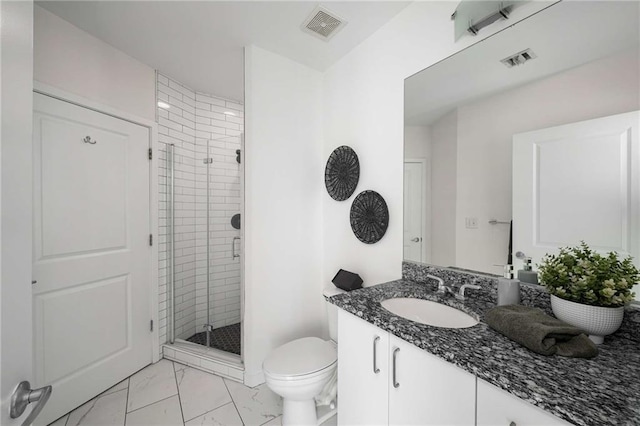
left=538, top=242, right=638, bottom=307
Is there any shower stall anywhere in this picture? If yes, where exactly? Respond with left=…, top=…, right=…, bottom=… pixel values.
left=162, top=133, right=243, bottom=360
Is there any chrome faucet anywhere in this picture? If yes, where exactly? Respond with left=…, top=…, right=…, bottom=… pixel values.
left=426, top=274, right=455, bottom=296
left=456, top=284, right=481, bottom=301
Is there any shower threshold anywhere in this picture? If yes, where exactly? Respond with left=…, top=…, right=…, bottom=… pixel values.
left=163, top=337, right=244, bottom=383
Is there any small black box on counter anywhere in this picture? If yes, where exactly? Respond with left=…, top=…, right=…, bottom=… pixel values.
left=332, top=269, right=363, bottom=291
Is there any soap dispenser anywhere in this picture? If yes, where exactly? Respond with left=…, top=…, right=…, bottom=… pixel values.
left=497, top=265, right=520, bottom=306
left=515, top=251, right=539, bottom=285
left=517, top=256, right=539, bottom=285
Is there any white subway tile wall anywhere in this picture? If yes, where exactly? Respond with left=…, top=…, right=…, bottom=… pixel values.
left=157, top=73, right=243, bottom=357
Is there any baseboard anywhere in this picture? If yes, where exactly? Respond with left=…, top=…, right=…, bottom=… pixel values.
left=244, top=369, right=265, bottom=387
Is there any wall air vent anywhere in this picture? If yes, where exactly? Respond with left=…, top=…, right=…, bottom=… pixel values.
left=301, top=6, right=347, bottom=41
left=500, top=48, right=538, bottom=68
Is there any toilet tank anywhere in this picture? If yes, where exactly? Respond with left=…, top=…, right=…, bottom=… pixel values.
left=323, top=286, right=345, bottom=342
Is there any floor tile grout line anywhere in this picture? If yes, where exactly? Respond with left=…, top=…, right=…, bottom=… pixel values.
left=125, top=393, right=178, bottom=415
left=172, top=360, right=187, bottom=425
left=123, top=378, right=130, bottom=426
left=260, top=415, right=282, bottom=426
left=50, top=379, right=130, bottom=426
left=222, top=378, right=246, bottom=425
left=182, top=401, right=235, bottom=424
left=174, top=362, right=236, bottom=423
left=125, top=360, right=179, bottom=414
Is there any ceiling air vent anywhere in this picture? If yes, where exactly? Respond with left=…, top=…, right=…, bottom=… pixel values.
left=500, top=48, right=537, bottom=68
left=301, top=6, right=347, bottom=41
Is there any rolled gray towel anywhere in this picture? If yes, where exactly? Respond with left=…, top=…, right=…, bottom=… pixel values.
left=485, top=305, right=598, bottom=358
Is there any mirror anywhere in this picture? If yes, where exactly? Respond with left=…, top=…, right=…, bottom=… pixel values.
left=403, top=1, right=640, bottom=286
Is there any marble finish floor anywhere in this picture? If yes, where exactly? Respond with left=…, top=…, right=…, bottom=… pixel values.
left=48, top=359, right=287, bottom=426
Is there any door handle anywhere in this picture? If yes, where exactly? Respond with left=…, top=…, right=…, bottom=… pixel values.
left=392, top=347, right=400, bottom=388
left=411, top=237, right=421, bottom=242
left=10, top=381, right=53, bottom=425
left=372, top=336, right=380, bottom=374
left=232, top=236, right=240, bottom=259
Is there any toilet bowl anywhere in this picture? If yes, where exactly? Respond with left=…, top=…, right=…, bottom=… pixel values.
left=263, top=337, right=337, bottom=425
left=263, top=287, right=344, bottom=425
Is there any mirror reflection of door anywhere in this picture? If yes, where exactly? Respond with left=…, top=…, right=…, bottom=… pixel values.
left=404, top=159, right=430, bottom=263
left=403, top=1, right=639, bottom=281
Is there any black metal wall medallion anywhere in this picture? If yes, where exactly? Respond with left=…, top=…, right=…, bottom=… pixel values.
left=231, top=213, right=241, bottom=230
left=325, top=146, right=360, bottom=201
left=350, top=190, right=389, bottom=244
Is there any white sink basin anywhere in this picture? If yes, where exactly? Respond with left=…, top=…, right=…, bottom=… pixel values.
left=380, top=298, right=478, bottom=329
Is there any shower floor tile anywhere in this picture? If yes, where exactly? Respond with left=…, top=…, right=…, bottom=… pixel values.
left=186, top=323, right=241, bottom=355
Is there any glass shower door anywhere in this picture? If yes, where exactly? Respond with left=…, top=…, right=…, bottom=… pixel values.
left=163, top=134, right=242, bottom=358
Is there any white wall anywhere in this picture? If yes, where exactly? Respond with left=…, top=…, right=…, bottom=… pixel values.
left=33, top=6, right=155, bottom=121
left=404, top=126, right=430, bottom=159
left=244, top=45, right=324, bottom=386
left=454, top=48, right=640, bottom=274
left=430, top=110, right=457, bottom=267
left=321, top=1, right=553, bottom=288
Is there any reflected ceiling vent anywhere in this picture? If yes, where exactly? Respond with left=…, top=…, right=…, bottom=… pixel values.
left=301, top=6, right=347, bottom=41
left=501, top=48, right=537, bottom=68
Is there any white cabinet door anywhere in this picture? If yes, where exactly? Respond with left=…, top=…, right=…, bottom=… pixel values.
left=32, top=93, right=153, bottom=425
left=388, top=336, right=475, bottom=425
left=337, top=310, right=390, bottom=426
left=477, top=379, right=572, bottom=426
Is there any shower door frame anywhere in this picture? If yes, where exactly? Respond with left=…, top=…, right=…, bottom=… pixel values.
left=165, top=135, right=244, bottom=363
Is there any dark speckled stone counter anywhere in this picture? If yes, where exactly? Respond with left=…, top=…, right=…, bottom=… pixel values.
left=327, top=262, right=640, bottom=426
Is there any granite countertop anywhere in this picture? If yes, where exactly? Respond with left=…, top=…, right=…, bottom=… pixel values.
left=327, top=262, right=640, bottom=426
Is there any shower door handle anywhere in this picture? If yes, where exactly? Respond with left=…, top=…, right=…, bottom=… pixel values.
left=232, top=237, right=240, bottom=259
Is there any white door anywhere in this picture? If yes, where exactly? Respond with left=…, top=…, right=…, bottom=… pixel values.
left=388, top=336, right=475, bottom=425
left=337, top=310, right=389, bottom=425
left=32, top=93, right=153, bottom=424
left=513, top=111, right=640, bottom=301
left=1, top=1, right=36, bottom=425
left=403, top=161, right=429, bottom=263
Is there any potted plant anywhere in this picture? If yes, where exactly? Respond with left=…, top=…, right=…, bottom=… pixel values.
left=538, top=241, right=639, bottom=344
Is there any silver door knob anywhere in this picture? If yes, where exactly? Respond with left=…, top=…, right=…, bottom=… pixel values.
left=411, top=237, right=421, bottom=242
left=10, top=381, right=52, bottom=425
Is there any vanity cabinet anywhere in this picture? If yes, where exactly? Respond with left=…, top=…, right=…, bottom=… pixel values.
left=388, top=334, right=475, bottom=425
left=337, top=310, right=475, bottom=425
left=337, top=310, right=390, bottom=425
left=476, top=379, right=572, bottom=426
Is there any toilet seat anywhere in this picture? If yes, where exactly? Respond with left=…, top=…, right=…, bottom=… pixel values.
left=263, top=337, right=337, bottom=379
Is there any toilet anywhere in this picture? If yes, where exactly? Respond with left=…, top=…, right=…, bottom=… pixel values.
left=263, top=287, right=344, bottom=425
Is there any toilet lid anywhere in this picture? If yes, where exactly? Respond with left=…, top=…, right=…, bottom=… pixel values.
left=263, top=337, right=337, bottom=377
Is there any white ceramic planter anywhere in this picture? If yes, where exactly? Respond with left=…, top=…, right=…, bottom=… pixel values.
left=550, top=295, right=624, bottom=344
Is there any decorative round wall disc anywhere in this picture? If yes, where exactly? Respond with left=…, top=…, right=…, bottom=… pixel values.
left=325, top=146, right=360, bottom=201
left=350, top=190, right=389, bottom=244
left=231, top=213, right=241, bottom=230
